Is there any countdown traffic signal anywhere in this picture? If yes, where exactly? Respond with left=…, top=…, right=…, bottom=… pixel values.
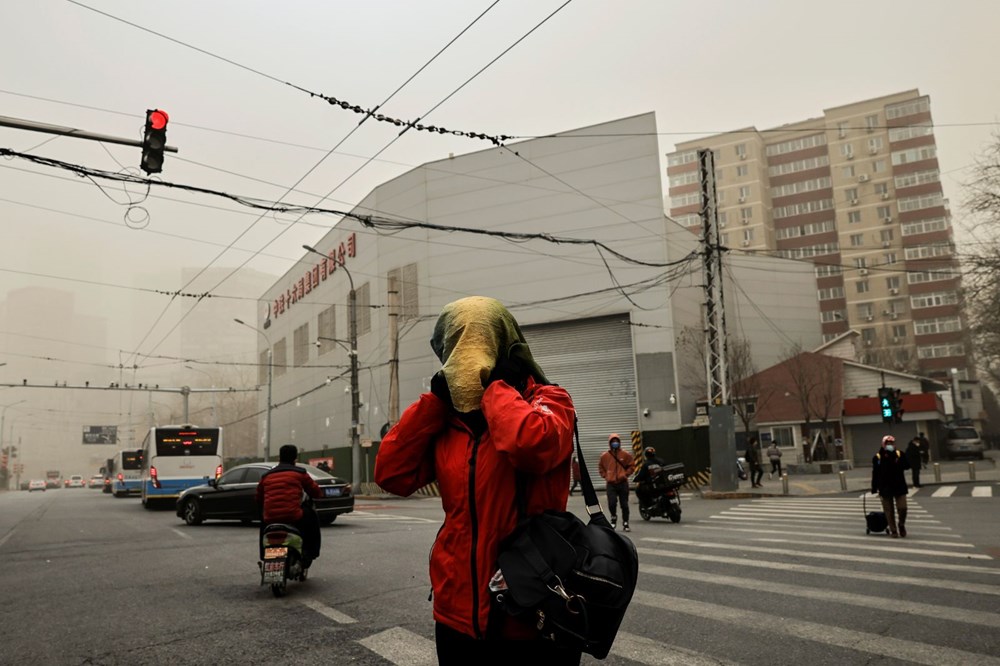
left=140, top=109, right=169, bottom=175
left=878, top=387, right=896, bottom=424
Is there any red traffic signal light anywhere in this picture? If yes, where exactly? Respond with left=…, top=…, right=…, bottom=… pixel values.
left=140, top=108, right=169, bottom=175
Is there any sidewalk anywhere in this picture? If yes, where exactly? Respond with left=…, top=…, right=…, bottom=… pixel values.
left=700, top=452, right=999, bottom=499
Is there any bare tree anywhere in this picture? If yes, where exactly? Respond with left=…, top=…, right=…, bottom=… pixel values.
left=728, top=337, right=776, bottom=435
left=859, top=327, right=920, bottom=374
left=780, top=345, right=842, bottom=462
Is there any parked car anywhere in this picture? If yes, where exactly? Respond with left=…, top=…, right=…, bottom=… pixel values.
left=89, top=474, right=105, bottom=489
left=176, top=462, right=354, bottom=527
left=943, top=427, right=985, bottom=460
left=29, top=479, right=46, bottom=492
left=66, top=475, right=86, bottom=488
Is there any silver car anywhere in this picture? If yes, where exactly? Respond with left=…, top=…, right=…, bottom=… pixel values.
left=943, top=427, right=984, bottom=460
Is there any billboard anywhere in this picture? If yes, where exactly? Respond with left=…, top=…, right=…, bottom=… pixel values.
left=83, top=425, right=117, bottom=445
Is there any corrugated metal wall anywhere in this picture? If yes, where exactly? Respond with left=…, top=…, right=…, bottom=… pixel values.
left=523, top=315, right=638, bottom=487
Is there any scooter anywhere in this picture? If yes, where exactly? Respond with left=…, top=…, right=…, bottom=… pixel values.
left=259, top=523, right=308, bottom=597
left=637, top=462, right=685, bottom=523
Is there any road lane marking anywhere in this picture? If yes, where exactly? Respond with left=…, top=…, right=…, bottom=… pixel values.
left=344, top=511, right=440, bottom=524
left=642, top=564, right=1000, bottom=629
left=722, top=507, right=940, bottom=522
left=689, top=524, right=974, bottom=548
left=932, top=486, right=958, bottom=497
left=709, top=514, right=952, bottom=529
left=704, top=515, right=963, bottom=537
left=637, top=547, right=1000, bottom=596
left=750, top=537, right=992, bottom=560
left=632, top=589, right=1000, bottom=666
left=642, top=538, right=1000, bottom=575
left=0, top=527, right=14, bottom=550
left=358, top=627, right=436, bottom=666
left=611, top=631, right=741, bottom=666
left=301, top=599, right=356, bottom=624
left=171, top=528, right=192, bottom=540
left=972, top=486, right=993, bottom=498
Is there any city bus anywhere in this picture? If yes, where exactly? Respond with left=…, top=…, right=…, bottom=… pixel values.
left=140, top=425, right=223, bottom=509
left=109, top=449, right=145, bottom=497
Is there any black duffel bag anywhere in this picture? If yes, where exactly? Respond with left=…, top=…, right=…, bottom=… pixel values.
left=493, top=421, right=638, bottom=659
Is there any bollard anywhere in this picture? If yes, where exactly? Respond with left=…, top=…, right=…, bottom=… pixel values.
left=838, top=470, right=847, bottom=491
left=781, top=473, right=789, bottom=496
left=933, top=462, right=941, bottom=483
left=969, top=461, right=977, bottom=481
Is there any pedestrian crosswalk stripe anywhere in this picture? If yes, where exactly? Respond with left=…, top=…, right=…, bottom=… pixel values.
left=641, top=564, right=1000, bottom=629
left=972, top=486, right=994, bottom=497
left=358, top=627, right=436, bottom=666
left=750, top=537, right=992, bottom=560
left=631, top=589, right=1000, bottom=666
left=706, top=513, right=959, bottom=533
left=344, top=511, right=440, bottom=523
left=689, top=523, right=975, bottom=548
left=636, top=547, right=1000, bottom=597
left=610, top=631, right=741, bottom=666
left=301, top=599, right=357, bottom=624
left=721, top=507, right=942, bottom=523
left=932, top=486, right=958, bottom=497
left=643, top=538, right=1000, bottom=575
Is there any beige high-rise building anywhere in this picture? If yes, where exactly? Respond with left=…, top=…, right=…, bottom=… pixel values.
left=666, top=90, right=968, bottom=382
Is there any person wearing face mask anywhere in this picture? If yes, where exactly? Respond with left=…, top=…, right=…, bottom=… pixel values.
left=374, top=296, right=580, bottom=665
left=871, top=435, right=911, bottom=537
left=599, top=433, right=635, bottom=532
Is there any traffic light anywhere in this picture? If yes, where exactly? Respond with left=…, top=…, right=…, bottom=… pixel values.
left=878, top=387, right=896, bottom=424
left=893, top=389, right=905, bottom=424
left=140, top=109, right=169, bottom=174
left=1, top=447, right=7, bottom=470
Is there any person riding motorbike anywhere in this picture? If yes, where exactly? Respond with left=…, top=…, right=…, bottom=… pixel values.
left=255, top=444, right=324, bottom=567
left=633, top=446, right=664, bottom=509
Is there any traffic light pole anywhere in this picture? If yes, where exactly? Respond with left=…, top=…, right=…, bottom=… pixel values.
left=0, top=114, right=179, bottom=153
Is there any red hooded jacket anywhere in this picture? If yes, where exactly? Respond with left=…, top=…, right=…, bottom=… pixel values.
left=375, top=378, right=575, bottom=640
left=255, top=464, right=323, bottom=523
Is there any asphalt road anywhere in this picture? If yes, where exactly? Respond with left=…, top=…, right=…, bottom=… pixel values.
left=1, top=484, right=998, bottom=665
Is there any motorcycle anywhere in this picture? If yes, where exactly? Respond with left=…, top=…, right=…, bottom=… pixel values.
left=637, top=462, right=685, bottom=523
left=259, top=523, right=308, bottom=597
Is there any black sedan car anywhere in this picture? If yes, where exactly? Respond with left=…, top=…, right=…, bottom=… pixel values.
left=175, top=462, right=353, bottom=526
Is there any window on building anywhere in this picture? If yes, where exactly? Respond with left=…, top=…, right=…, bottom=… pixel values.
left=838, top=121, right=849, bottom=138
left=841, top=143, right=855, bottom=158
left=883, top=252, right=897, bottom=264
left=886, top=276, right=901, bottom=290
left=259, top=350, right=269, bottom=386
left=388, top=263, right=419, bottom=322
left=880, top=229, right=894, bottom=243
left=743, top=228, right=754, bottom=243
left=718, top=211, right=728, bottom=227
left=873, top=159, right=887, bottom=173
left=740, top=207, right=752, bottom=223
left=273, top=338, right=287, bottom=377
left=735, top=143, right=747, bottom=159
left=317, top=305, right=336, bottom=355
left=892, top=325, right=907, bottom=340
left=854, top=257, right=868, bottom=269
left=874, top=182, right=889, bottom=196
left=736, top=164, right=749, bottom=177
left=845, top=187, right=859, bottom=203
left=739, top=186, right=751, bottom=201
left=857, top=281, right=870, bottom=294
left=861, top=328, right=875, bottom=343
left=960, top=389, right=974, bottom=401
left=721, top=232, right=730, bottom=246
left=715, top=169, right=723, bottom=182
left=842, top=165, right=856, bottom=178
left=848, top=210, right=862, bottom=224
left=877, top=205, right=892, bottom=220
left=865, top=114, right=879, bottom=132
left=867, top=137, right=883, bottom=152
left=356, top=282, right=371, bottom=335
left=772, top=426, right=795, bottom=447
left=857, top=303, right=874, bottom=318
left=850, top=233, right=864, bottom=247
left=293, top=323, right=310, bottom=367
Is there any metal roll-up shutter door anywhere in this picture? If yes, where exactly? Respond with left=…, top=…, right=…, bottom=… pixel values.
left=523, top=315, right=638, bottom=488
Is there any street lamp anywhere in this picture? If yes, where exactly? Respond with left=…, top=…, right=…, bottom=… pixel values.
left=303, top=244, right=360, bottom=488
left=235, top=318, right=273, bottom=462
left=184, top=365, right=217, bottom=425
left=1, top=399, right=26, bottom=453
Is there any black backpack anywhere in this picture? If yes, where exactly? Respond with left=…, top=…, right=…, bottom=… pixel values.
left=493, top=420, right=638, bottom=659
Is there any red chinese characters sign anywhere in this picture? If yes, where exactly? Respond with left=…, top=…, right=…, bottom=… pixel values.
left=272, top=233, right=357, bottom=319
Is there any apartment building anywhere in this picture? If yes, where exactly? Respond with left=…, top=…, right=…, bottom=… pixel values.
left=666, top=90, right=968, bottom=382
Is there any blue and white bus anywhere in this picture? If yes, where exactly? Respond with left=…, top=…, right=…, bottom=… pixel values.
left=110, top=449, right=145, bottom=497
left=140, top=425, right=223, bottom=508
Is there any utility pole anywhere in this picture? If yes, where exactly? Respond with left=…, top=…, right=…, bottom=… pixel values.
left=388, top=276, right=400, bottom=426
left=234, top=319, right=273, bottom=462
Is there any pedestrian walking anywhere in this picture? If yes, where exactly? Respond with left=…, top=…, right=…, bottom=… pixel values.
left=374, top=296, right=581, bottom=665
left=599, top=433, right=634, bottom=532
left=766, top=441, right=782, bottom=479
left=871, top=435, right=910, bottom=538
left=745, top=436, right=764, bottom=487
left=905, top=437, right=922, bottom=488
left=917, top=431, right=931, bottom=468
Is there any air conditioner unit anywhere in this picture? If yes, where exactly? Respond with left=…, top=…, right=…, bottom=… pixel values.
left=739, top=153, right=747, bottom=160
left=846, top=153, right=854, bottom=160
left=741, top=240, right=750, bottom=247
left=859, top=268, right=869, bottom=276
left=869, top=147, right=879, bottom=154
left=890, top=288, right=899, bottom=295
left=883, top=216, right=893, bottom=224
left=881, top=193, right=890, bottom=200
left=850, top=198, right=859, bottom=205
left=890, top=313, right=898, bottom=320
left=719, top=220, right=727, bottom=228
left=742, top=218, right=750, bottom=225
left=738, top=196, right=746, bottom=203
left=882, top=241, right=890, bottom=248
left=892, top=337, right=900, bottom=344
left=859, top=174, right=871, bottom=182
left=865, top=341, right=873, bottom=347
left=865, top=315, right=874, bottom=322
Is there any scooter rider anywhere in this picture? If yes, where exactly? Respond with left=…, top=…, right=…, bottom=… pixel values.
left=256, top=444, right=324, bottom=567
left=633, top=446, right=664, bottom=509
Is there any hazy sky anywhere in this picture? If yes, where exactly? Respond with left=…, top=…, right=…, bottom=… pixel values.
left=2, top=1, right=999, bottom=409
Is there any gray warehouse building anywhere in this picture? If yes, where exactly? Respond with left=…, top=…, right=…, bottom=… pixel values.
left=251, top=113, right=822, bottom=486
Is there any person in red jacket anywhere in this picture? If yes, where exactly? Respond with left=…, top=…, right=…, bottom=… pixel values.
left=375, top=296, right=579, bottom=665
left=255, top=444, right=324, bottom=565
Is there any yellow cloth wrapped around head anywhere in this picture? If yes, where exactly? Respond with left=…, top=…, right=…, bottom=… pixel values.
left=430, top=296, right=547, bottom=413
